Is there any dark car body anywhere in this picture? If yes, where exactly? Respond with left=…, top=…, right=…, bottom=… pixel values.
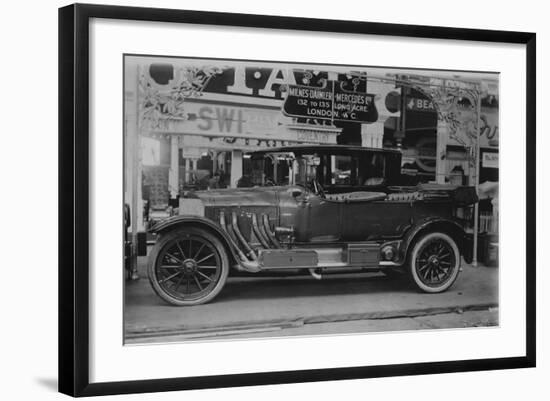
left=147, top=145, right=477, bottom=306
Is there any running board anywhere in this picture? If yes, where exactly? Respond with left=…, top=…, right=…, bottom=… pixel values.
left=257, top=246, right=382, bottom=269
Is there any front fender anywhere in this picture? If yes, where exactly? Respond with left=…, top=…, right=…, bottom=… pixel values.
left=149, top=215, right=216, bottom=234
left=149, top=215, right=242, bottom=265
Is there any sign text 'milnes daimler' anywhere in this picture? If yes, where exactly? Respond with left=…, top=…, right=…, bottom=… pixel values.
left=288, top=86, right=332, bottom=100
left=288, top=86, right=369, bottom=105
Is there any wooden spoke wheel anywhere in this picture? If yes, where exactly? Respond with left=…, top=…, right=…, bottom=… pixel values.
left=409, top=232, right=461, bottom=293
left=148, top=227, right=229, bottom=306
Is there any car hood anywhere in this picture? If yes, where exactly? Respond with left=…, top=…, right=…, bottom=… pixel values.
left=189, top=186, right=282, bottom=207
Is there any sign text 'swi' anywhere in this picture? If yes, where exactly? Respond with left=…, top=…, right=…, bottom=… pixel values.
left=282, top=81, right=377, bottom=123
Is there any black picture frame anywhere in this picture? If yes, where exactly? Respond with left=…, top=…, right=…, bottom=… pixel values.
left=58, top=3, right=536, bottom=397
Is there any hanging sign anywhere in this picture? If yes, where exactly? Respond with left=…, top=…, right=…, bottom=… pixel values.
left=482, top=152, right=499, bottom=168
left=282, top=80, right=377, bottom=123
left=405, top=97, right=436, bottom=112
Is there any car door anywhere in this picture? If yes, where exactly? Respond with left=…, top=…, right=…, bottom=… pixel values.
left=299, top=191, right=413, bottom=243
left=301, top=192, right=342, bottom=242
left=341, top=198, right=414, bottom=241
left=277, top=185, right=342, bottom=243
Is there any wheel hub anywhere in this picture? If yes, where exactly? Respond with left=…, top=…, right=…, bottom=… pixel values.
left=182, top=259, right=197, bottom=274
left=428, top=255, right=440, bottom=266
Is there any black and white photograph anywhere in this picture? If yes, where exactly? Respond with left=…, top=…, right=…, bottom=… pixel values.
left=123, top=55, right=500, bottom=344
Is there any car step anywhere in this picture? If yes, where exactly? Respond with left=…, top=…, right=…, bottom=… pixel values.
left=256, top=246, right=380, bottom=269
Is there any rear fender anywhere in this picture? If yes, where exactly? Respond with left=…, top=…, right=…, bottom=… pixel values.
left=401, top=218, right=469, bottom=262
left=150, top=215, right=241, bottom=267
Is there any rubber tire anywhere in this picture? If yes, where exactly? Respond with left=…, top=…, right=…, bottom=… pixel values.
left=148, top=227, right=229, bottom=306
left=408, top=232, right=460, bottom=293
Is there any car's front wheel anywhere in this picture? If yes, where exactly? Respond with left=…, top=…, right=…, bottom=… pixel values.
left=408, top=232, right=460, bottom=293
left=148, top=227, right=229, bottom=306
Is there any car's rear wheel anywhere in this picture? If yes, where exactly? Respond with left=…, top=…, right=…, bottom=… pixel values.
left=148, top=227, right=229, bottom=306
left=408, top=232, right=460, bottom=293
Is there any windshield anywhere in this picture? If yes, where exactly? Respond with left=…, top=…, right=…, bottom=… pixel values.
left=239, top=151, right=387, bottom=189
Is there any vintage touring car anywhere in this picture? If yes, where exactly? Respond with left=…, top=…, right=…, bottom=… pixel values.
left=147, top=145, right=477, bottom=306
